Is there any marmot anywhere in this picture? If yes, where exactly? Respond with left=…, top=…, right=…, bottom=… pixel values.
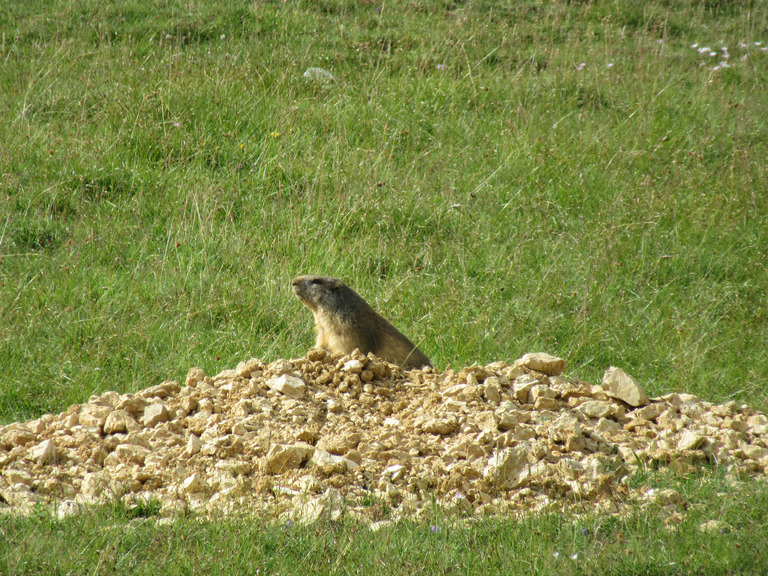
left=292, top=275, right=431, bottom=370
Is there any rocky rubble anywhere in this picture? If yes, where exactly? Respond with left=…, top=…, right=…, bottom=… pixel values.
left=1, top=350, right=767, bottom=524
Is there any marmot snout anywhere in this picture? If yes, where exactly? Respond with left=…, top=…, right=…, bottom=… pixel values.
left=292, top=275, right=431, bottom=370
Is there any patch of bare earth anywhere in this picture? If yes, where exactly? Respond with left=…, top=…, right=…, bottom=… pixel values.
left=1, top=350, right=767, bottom=526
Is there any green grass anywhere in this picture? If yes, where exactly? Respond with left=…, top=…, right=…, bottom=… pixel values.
left=2, top=470, right=767, bottom=575
left=1, top=0, right=768, bottom=572
left=2, top=0, right=766, bottom=421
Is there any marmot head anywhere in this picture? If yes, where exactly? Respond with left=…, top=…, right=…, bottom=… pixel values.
left=292, top=275, right=367, bottom=318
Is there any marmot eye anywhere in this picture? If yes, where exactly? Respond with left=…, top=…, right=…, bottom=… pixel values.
left=311, top=278, right=322, bottom=285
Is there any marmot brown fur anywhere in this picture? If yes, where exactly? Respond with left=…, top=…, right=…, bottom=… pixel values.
left=292, top=275, right=431, bottom=370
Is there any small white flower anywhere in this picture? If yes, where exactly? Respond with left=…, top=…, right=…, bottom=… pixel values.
left=575, top=62, right=586, bottom=70
left=606, top=62, right=614, bottom=68
left=755, top=41, right=763, bottom=46
left=708, top=51, right=717, bottom=57
left=221, top=34, right=226, bottom=40
left=571, top=553, right=578, bottom=560
left=738, top=42, right=747, bottom=48
left=698, top=46, right=711, bottom=54
left=691, top=43, right=699, bottom=49
left=553, top=552, right=560, bottom=559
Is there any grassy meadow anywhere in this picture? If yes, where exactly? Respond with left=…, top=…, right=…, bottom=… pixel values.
left=1, top=0, right=768, bottom=573
left=2, top=468, right=767, bottom=575
left=1, top=0, right=767, bottom=419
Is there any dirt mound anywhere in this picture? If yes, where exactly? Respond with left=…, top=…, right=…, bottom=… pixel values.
left=1, top=350, right=767, bottom=524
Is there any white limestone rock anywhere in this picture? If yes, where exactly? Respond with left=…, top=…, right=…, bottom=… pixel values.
left=142, top=403, right=170, bottom=427
left=310, top=449, right=358, bottom=473
left=533, top=397, right=560, bottom=411
left=82, top=472, right=109, bottom=498
left=419, top=415, right=459, bottom=435
left=677, top=430, right=705, bottom=451
left=182, top=473, right=207, bottom=494
left=549, top=414, right=582, bottom=442
left=602, top=367, right=650, bottom=407
left=103, top=410, right=140, bottom=434
left=186, top=435, right=202, bottom=456
left=114, top=443, right=151, bottom=465
left=268, top=374, right=307, bottom=399
left=578, top=400, right=615, bottom=419
left=528, top=384, right=558, bottom=404
left=0, top=424, right=36, bottom=448
left=633, top=403, right=666, bottom=421
left=518, top=353, right=567, bottom=376
left=185, top=366, right=206, bottom=388
left=30, top=439, right=58, bottom=466
left=484, top=446, right=531, bottom=489
left=266, top=443, right=314, bottom=474
left=1, top=483, right=40, bottom=506
left=78, top=405, right=113, bottom=428
left=475, top=412, right=499, bottom=432
left=343, top=359, right=364, bottom=373
left=512, top=374, right=539, bottom=403
left=138, top=380, right=180, bottom=399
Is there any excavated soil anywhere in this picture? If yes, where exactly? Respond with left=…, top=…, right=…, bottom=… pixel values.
left=1, top=350, right=767, bottom=526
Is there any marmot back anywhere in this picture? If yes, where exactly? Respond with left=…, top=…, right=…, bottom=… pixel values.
left=292, top=275, right=431, bottom=370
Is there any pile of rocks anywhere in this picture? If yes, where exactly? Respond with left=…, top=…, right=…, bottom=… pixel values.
left=1, top=351, right=767, bottom=524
